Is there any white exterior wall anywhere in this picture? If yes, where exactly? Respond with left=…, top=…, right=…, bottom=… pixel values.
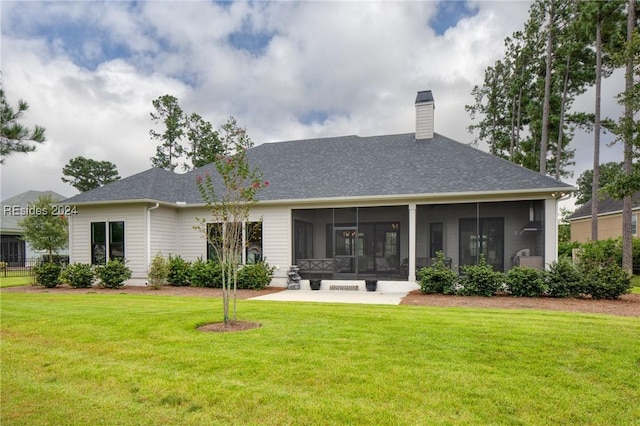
left=415, top=102, right=434, bottom=140
left=69, top=204, right=147, bottom=279
left=149, top=206, right=179, bottom=260
left=257, top=206, right=291, bottom=284
left=176, top=205, right=292, bottom=285
left=177, top=207, right=209, bottom=262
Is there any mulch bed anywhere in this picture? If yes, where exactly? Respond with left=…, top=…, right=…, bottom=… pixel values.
left=4, top=285, right=639, bottom=317
left=400, top=290, right=640, bottom=317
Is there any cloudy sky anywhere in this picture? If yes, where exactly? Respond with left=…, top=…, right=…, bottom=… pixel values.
left=0, top=0, right=626, bottom=210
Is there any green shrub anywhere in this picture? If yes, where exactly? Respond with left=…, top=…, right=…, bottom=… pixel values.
left=579, top=238, right=622, bottom=266
left=505, top=266, right=547, bottom=297
left=34, top=262, right=62, bottom=288
left=546, top=258, right=585, bottom=298
left=190, top=258, right=223, bottom=288
left=95, top=259, right=132, bottom=289
left=236, top=261, right=275, bottom=290
left=460, top=256, right=502, bottom=297
left=558, top=240, right=580, bottom=259
left=580, top=262, right=632, bottom=300
left=60, top=263, right=95, bottom=288
left=418, top=251, right=457, bottom=294
left=148, top=253, right=169, bottom=290
left=167, top=255, right=191, bottom=286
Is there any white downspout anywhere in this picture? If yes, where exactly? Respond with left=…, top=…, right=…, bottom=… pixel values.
left=146, top=203, right=160, bottom=273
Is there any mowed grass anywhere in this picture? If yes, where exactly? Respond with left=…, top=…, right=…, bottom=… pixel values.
left=0, top=276, right=32, bottom=288
left=1, top=293, right=639, bottom=425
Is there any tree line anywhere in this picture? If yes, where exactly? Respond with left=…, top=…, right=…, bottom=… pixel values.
left=467, top=0, right=638, bottom=272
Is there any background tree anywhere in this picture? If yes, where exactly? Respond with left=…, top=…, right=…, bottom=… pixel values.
left=0, top=81, right=46, bottom=164
left=61, top=156, right=121, bottom=193
left=18, top=194, right=68, bottom=262
left=466, top=0, right=618, bottom=179
left=185, top=113, right=224, bottom=169
left=149, top=94, right=185, bottom=171
left=195, top=117, right=267, bottom=327
left=606, top=0, right=639, bottom=273
left=574, top=161, right=629, bottom=205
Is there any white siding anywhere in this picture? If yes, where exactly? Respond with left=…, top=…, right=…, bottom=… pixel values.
left=176, top=205, right=291, bottom=283
left=177, top=207, right=210, bottom=262
left=415, top=102, right=434, bottom=140
left=69, top=204, right=147, bottom=278
left=255, top=206, right=290, bottom=281
left=149, top=206, right=179, bottom=260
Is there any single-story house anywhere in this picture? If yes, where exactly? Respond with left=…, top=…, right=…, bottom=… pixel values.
left=567, top=192, right=640, bottom=243
left=60, top=91, right=574, bottom=288
left=0, top=190, right=69, bottom=266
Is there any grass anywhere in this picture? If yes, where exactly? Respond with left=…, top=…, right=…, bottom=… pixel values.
left=1, top=293, right=639, bottom=425
left=0, top=276, right=33, bottom=288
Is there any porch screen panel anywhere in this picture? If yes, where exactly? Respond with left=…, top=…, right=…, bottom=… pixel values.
left=294, top=220, right=313, bottom=261
left=459, top=218, right=504, bottom=272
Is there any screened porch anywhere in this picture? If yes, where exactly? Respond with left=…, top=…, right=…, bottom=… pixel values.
left=292, top=200, right=549, bottom=281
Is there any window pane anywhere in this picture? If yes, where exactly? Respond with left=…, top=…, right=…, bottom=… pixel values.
left=91, top=222, right=106, bottom=265
left=207, top=223, right=222, bottom=261
left=246, top=222, right=263, bottom=264
left=109, top=221, right=125, bottom=260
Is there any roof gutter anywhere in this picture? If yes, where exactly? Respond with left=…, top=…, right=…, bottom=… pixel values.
left=57, top=187, right=576, bottom=209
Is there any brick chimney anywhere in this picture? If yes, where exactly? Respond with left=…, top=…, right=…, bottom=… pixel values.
left=415, top=90, right=434, bottom=140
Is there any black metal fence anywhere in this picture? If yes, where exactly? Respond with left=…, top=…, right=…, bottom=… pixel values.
left=0, top=256, right=69, bottom=277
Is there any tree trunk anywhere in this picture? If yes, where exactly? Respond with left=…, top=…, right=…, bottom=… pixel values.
left=591, top=18, right=602, bottom=242
left=540, top=1, right=555, bottom=175
left=555, top=53, right=571, bottom=181
left=622, top=0, right=636, bottom=274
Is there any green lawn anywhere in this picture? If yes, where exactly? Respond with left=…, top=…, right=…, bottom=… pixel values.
left=1, top=293, right=638, bottom=425
left=0, top=276, right=33, bottom=288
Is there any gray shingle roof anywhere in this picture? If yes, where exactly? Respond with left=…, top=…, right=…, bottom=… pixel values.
left=63, top=132, right=574, bottom=205
left=1, top=190, right=66, bottom=233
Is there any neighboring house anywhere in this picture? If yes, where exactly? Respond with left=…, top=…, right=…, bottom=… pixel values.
left=0, top=190, right=69, bottom=266
left=60, top=91, right=574, bottom=287
left=567, top=192, right=640, bottom=243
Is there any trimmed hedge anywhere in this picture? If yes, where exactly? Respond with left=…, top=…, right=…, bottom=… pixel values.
left=60, top=263, right=95, bottom=288
left=236, top=261, right=275, bottom=290
left=190, top=258, right=223, bottom=288
left=35, top=262, right=62, bottom=288
left=96, top=259, right=132, bottom=289
left=417, top=251, right=457, bottom=294
left=167, top=255, right=191, bottom=287
left=459, top=256, right=502, bottom=297
left=505, top=266, right=547, bottom=297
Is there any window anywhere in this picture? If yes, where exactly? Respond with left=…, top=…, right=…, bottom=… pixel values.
left=633, top=214, right=637, bottom=236
left=91, top=221, right=124, bottom=265
left=206, top=222, right=262, bottom=263
left=246, top=222, right=263, bottom=264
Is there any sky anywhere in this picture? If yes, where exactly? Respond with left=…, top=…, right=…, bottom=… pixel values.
left=0, top=0, right=627, bottom=211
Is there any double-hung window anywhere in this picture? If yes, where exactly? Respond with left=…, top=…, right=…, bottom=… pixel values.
left=91, top=221, right=125, bottom=265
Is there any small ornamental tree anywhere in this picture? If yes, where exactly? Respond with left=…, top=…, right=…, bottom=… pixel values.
left=195, top=117, right=268, bottom=326
left=18, top=194, right=68, bottom=262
